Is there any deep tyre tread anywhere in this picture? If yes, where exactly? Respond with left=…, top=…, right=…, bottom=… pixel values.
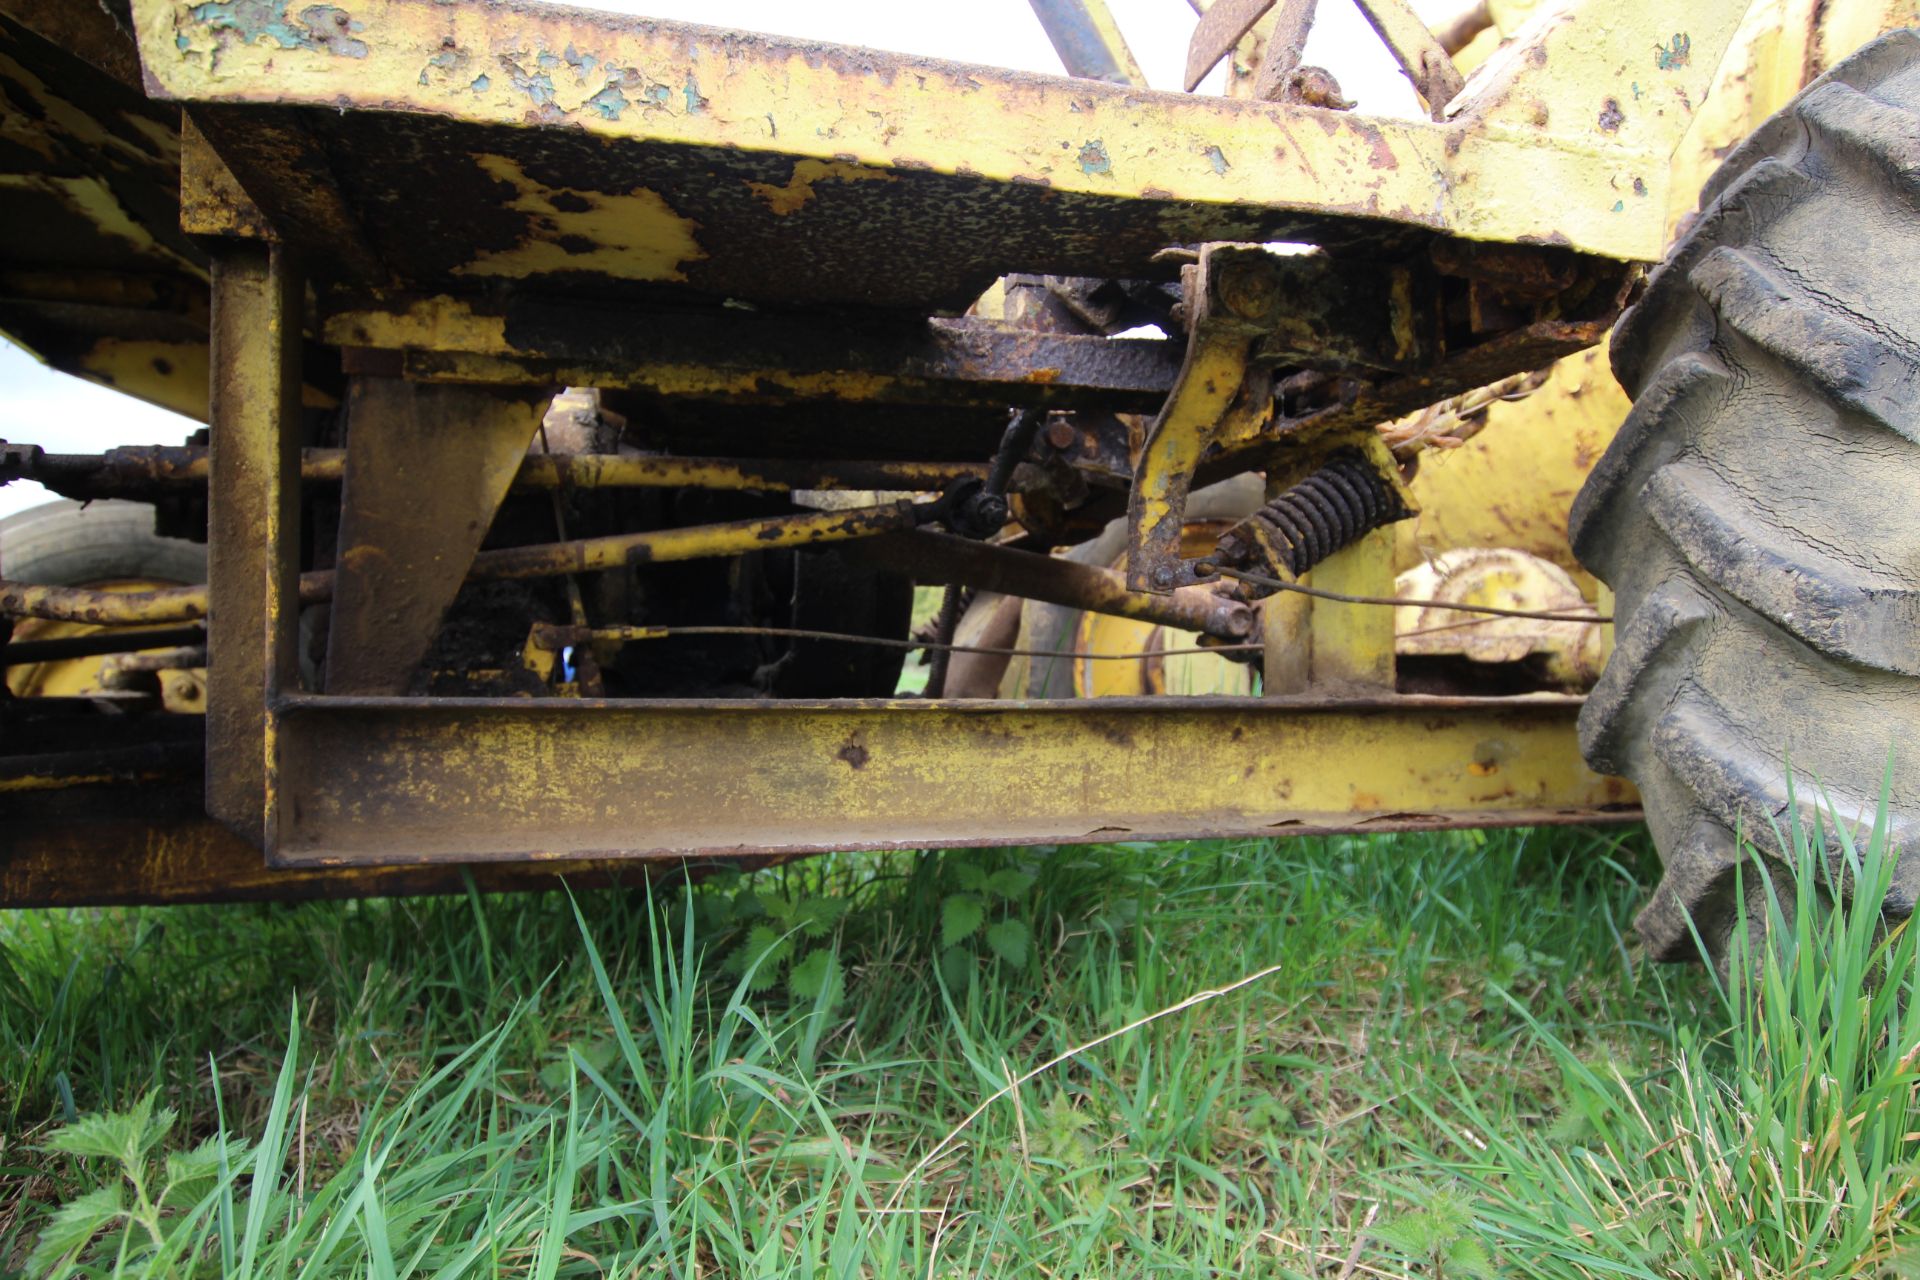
left=1575, top=30, right=1920, bottom=967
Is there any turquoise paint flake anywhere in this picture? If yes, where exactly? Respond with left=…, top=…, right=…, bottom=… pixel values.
left=1077, top=139, right=1112, bottom=176
left=585, top=84, right=628, bottom=120
left=1656, top=33, right=1690, bottom=70
left=187, top=1, right=368, bottom=58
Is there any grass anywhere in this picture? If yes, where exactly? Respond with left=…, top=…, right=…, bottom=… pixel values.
left=0, top=816, right=1914, bottom=1277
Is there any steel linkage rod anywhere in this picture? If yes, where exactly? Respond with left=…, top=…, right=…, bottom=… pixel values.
left=0, top=501, right=931, bottom=626
left=11, top=444, right=989, bottom=500
left=844, top=529, right=1257, bottom=644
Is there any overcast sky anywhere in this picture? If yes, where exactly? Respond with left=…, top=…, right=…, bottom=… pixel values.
left=0, top=0, right=1424, bottom=521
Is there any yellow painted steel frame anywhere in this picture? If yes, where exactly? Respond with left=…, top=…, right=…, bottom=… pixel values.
left=271, top=696, right=1631, bottom=865
left=166, top=249, right=1632, bottom=866
left=127, top=0, right=1748, bottom=264
left=20, top=0, right=1720, bottom=871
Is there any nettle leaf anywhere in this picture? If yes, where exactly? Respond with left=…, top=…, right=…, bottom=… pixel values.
left=940, top=894, right=985, bottom=947
left=43, top=1110, right=142, bottom=1163
left=694, top=891, right=736, bottom=929
left=797, top=897, right=847, bottom=940
left=46, top=1091, right=171, bottom=1170
left=1372, top=1216, right=1439, bottom=1259
left=938, top=945, right=976, bottom=991
left=756, top=892, right=799, bottom=922
left=984, top=869, right=1035, bottom=900
left=739, top=925, right=793, bottom=992
left=950, top=862, right=989, bottom=892
left=25, top=1184, right=125, bottom=1277
left=1446, top=1236, right=1495, bottom=1278
left=788, top=949, right=841, bottom=1002
left=984, top=918, right=1030, bottom=967
left=162, top=1135, right=247, bottom=1210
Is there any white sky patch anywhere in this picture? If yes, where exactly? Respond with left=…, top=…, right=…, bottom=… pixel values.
left=0, top=342, right=198, bottom=521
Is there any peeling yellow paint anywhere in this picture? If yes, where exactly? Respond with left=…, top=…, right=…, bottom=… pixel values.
left=746, top=158, right=897, bottom=215
left=74, top=338, right=212, bottom=421
left=126, top=0, right=1754, bottom=262
left=0, top=174, right=179, bottom=265
left=455, top=155, right=707, bottom=282
left=321, top=295, right=510, bottom=352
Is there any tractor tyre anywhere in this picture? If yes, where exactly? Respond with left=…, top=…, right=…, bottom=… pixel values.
left=0, top=498, right=205, bottom=587
left=1569, top=30, right=1920, bottom=966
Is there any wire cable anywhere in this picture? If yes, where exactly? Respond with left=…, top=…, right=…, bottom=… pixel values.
left=610, top=623, right=1262, bottom=662
left=1204, top=564, right=1612, bottom=625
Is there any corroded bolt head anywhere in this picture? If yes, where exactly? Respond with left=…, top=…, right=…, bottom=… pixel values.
left=1044, top=419, right=1078, bottom=451
left=1214, top=605, right=1254, bottom=638
left=1150, top=564, right=1177, bottom=589
left=1218, top=265, right=1277, bottom=322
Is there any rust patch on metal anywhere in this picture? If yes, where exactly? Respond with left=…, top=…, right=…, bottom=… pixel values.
left=746, top=157, right=897, bottom=215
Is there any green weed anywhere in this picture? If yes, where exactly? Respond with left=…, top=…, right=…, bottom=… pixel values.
left=8, top=821, right=1883, bottom=1277
left=1412, top=790, right=1920, bottom=1277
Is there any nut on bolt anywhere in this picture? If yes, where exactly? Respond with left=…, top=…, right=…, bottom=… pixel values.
left=1149, top=564, right=1178, bottom=590
left=1213, top=603, right=1254, bottom=638
left=1217, top=263, right=1278, bottom=323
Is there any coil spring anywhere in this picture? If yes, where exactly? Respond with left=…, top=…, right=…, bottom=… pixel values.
left=1223, top=451, right=1400, bottom=576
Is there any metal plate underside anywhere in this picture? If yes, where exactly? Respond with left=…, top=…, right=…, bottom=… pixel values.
left=135, top=0, right=1487, bottom=315
left=2, top=785, right=776, bottom=907
left=230, top=103, right=1393, bottom=315
left=0, top=12, right=210, bottom=416
left=266, top=694, right=1637, bottom=866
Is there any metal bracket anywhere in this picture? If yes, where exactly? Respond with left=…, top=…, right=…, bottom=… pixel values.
left=1124, top=246, right=1263, bottom=594
left=322, top=379, right=547, bottom=696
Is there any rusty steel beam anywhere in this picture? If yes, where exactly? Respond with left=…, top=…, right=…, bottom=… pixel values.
left=328, top=304, right=1185, bottom=412
left=0, top=810, right=678, bottom=907
left=1206, top=317, right=1614, bottom=480
left=0, top=625, right=205, bottom=666
left=183, top=105, right=385, bottom=280
left=263, top=694, right=1635, bottom=865
left=204, top=243, right=302, bottom=844
left=130, top=0, right=1750, bottom=304
left=1028, top=0, right=1146, bottom=85
left=462, top=501, right=925, bottom=580
left=1, top=776, right=778, bottom=907
left=1185, top=0, right=1281, bottom=91
left=17, top=445, right=990, bottom=499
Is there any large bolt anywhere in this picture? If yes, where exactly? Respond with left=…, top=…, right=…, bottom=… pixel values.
left=1218, top=265, right=1278, bottom=323
left=1218, top=606, right=1254, bottom=638
left=1150, top=564, right=1177, bottom=590
left=1044, top=419, right=1078, bottom=451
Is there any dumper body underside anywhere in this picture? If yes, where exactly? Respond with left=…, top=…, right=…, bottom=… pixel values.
left=0, top=0, right=1791, bottom=904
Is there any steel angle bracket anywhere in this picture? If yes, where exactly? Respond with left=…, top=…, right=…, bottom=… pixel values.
left=1125, top=246, right=1263, bottom=594
left=1124, top=243, right=1426, bottom=595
